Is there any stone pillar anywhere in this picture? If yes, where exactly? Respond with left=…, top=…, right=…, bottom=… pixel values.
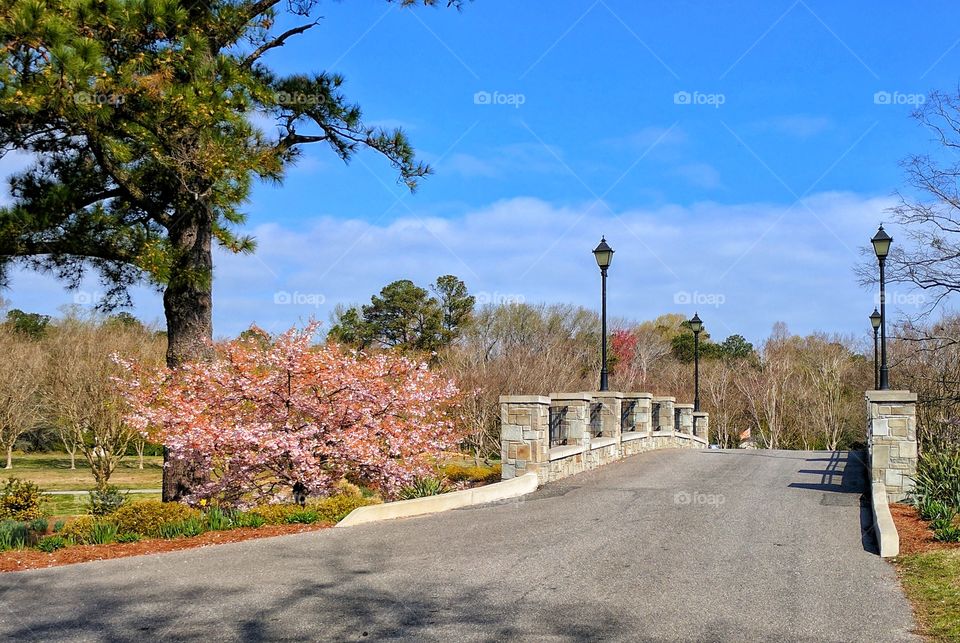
left=865, top=390, right=918, bottom=502
left=550, top=393, right=592, bottom=448
left=622, top=392, right=653, bottom=434
left=499, top=395, right=550, bottom=480
left=653, top=396, right=675, bottom=432
left=675, top=404, right=694, bottom=435
left=693, top=411, right=710, bottom=441
left=591, top=391, right=624, bottom=441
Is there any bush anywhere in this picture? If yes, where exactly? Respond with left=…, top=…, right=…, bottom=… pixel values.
left=310, top=495, right=380, bottom=523
left=249, top=503, right=302, bottom=525
left=917, top=497, right=953, bottom=522
left=441, top=463, right=501, bottom=484
left=28, top=517, right=48, bottom=534
left=398, top=477, right=450, bottom=500
left=36, top=535, right=67, bottom=553
left=0, top=520, right=29, bottom=551
left=109, top=500, right=201, bottom=538
left=89, top=521, right=118, bottom=545
left=913, top=449, right=960, bottom=511
left=59, top=516, right=96, bottom=545
left=933, top=524, right=960, bottom=542
left=284, top=509, right=319, bottom=524
left=0, top=478, right=45, bottom=521
left=87, top=486, right=128, bottom=517
left=116, top=532, right=141, bottom=543
left=231, top=511, right=265, bottom=529
left=52, top=519, right=65, bottom=533
left=333, top=478, right=363, bottom=498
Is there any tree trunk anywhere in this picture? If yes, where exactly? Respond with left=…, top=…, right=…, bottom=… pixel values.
left=161, top=204, right=215, bottom=502
left=5, top=446, right=11, bottom=470
left=69, top=449, right=76, bottom=470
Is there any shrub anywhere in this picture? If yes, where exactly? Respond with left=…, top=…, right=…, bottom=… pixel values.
left=917, top=497, right=953, bottom=522
left=0, top=520, right=29, bottom=551
left=912, top=449, right=960, bottom=511
left=89, top=521, right=118, bottom=545
left=36, top=535, right=67, bottom=553
left=87, top=486, right=128, bottom=517
left=933, top=524, right=960, bottom=543
left=109, top=500, right=201, bottom=538
left=441, top=463, right=501, bottom=484
left=59, top=516, right=96, bottom=545
left=231, top=511, right=265, bottom=529
left=284, top=509, right=319, bottom=524
left=0, top=478, right=45, bottom=521
left=52, top=519, right=65, bottom=533
left=310, top=495, right=380, bottom=523
left=116, top=533, right=141, bottom=543
left=333, top=478, right=363, bottom=498
left=28, top=517, right=48, bottom=534
left=398, top=477, right=449, bottom=500
left=249, top=503, right=302, bottom=525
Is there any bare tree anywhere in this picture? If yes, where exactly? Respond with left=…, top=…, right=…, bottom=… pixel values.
left=0, top=329, right=43, bottom=468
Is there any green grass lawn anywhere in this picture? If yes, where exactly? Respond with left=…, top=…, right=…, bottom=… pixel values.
left=897, top=549, right=960, bottom=642
left=1, top=452, right=162, bottom=491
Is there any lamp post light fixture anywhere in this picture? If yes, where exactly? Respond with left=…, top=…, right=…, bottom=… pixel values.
left=593, top=237, right=614, bottom=391
left=871, top=225, right=893, bottom=390
left=688, top=313, right=703, bottom=411
left=870, top=308, right=882, bottom=390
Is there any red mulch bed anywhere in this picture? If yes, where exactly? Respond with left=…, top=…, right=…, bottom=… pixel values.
left=891, top=503, right=960, bottom=555
left=0, top=523, right=331, bottom=573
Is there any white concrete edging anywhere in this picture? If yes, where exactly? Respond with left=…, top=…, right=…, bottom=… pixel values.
left=336, top=473, right=539, bottom=528
left=871, top=481, right=900, bottom=558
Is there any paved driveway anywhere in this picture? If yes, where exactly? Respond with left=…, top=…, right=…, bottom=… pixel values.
left=0, top=449, right=918, bottom=642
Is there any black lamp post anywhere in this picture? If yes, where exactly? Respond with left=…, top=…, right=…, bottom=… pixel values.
left=870, top=308, right=881, bottom=390
left=689, top=313, right=703, bottom=411
left=871, top=225, right=893, bottom=390
left=593, top=237, right=614, bottom=391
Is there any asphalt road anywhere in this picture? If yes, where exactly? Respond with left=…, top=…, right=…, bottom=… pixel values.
left=0, top=449, right=918, bottom=642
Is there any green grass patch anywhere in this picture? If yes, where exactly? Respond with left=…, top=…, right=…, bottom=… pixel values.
left=0, top=453, right=162, bottom=492
left=897, top=549, right=960, bottom=642
left=45, top=492, right=161, bottom=518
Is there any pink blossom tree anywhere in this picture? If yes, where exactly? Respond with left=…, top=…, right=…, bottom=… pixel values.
left=116, top=323, right=462, bottom=506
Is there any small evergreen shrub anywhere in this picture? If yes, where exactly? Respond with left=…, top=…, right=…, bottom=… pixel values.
left=158, top=517, right=206, bottom=539
left=52, top=519, right=65, bottom=533
left=87, top=486, right=128, bottom=517
left=231, top=511, right=265, bottom=529
left=109, top=500, right=201, bottom=537
left=116, top=532, right=141, bottom=543
left=0, top=478, right=45, bottom=521
left=912, top=449, right=960, bottom=512
left=36, top=535, right=67, bottom=553
left=249, top=503, right=302, bottom=525
left=441, top=463, right=501, bottom=484
left=284, top=509, right=319, bottom=524
left=28, top=517, right=49, bottom=534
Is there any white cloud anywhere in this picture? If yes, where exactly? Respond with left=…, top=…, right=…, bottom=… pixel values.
left=755, top=115, right=833, bottom=139
left=1, top=192, right=908, bottom=345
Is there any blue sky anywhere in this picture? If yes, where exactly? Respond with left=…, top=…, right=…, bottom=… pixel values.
left=3, top=0, right=959, bottom=345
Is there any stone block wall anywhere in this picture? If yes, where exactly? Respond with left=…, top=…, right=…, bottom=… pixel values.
left=502, top=392, right=707, bottom=484
left=676, top=404, right=694, bottom=435
left=653, top=396, right=676, bottom=432
left=865, top=390, right=918, bottom=502
left=693, top=411, right=709, bottom=441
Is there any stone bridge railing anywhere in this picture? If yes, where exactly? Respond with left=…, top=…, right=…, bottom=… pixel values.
left=865, top=390, right=918, bottom=502
left=500, top=392, right=709, bottom=483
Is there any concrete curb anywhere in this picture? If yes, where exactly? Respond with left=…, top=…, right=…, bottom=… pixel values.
left=871, top=481, right=900, bottom=558
left=336, top=473, right=539, bottom=528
